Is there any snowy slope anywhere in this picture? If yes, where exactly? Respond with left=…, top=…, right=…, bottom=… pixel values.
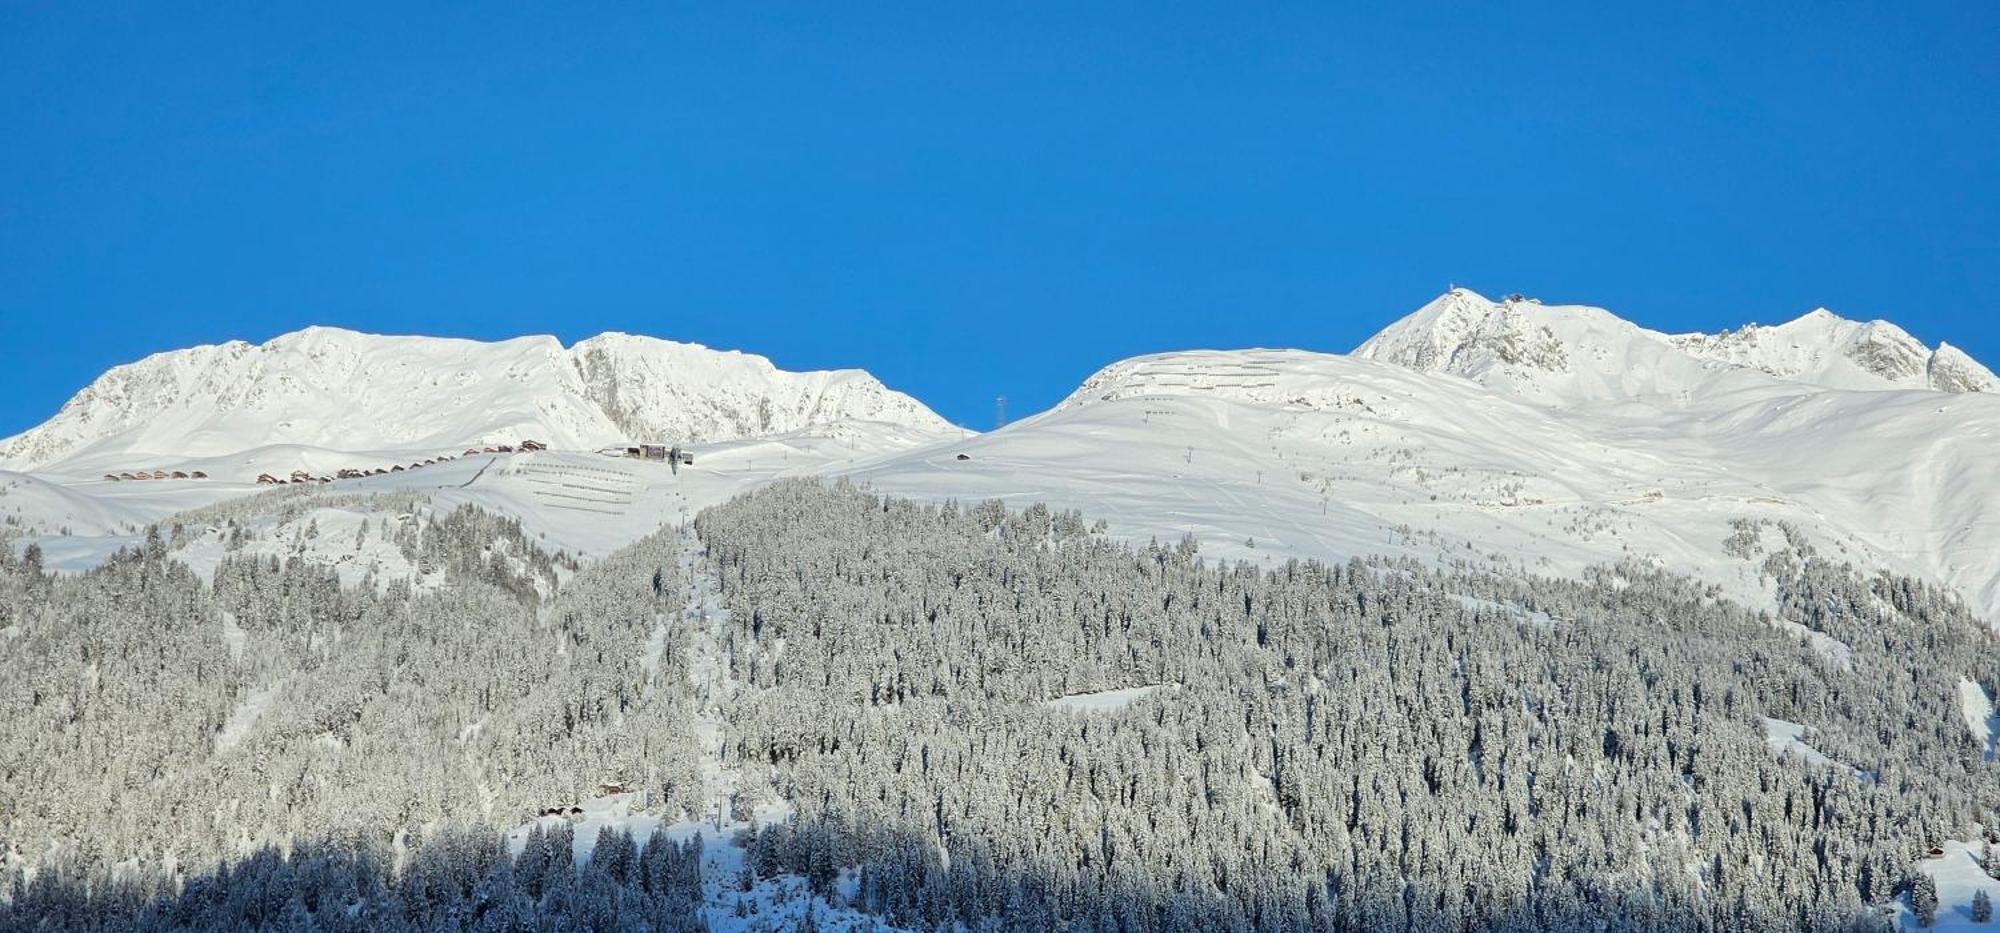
left=844, top=291, right=2000, bottom=629
left=0, top=326, right=957, bottom=471
left=137, top=423, right=945, bottom=585
left=0, top=468, right=257, bottom=570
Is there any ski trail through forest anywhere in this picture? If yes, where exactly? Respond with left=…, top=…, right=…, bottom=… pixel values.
left=676, top=525, right=750, bottom=828
left=653, top=526, right=865, bottom=929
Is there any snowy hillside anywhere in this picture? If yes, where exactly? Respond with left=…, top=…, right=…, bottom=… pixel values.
left=0, top=326, right=957, bottom=471
left=846, top=290, right=2000, bottom=629
left=8, top=421, right=946, bottom=582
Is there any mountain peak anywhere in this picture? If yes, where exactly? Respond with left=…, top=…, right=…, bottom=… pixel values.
left=1679, top=307, right=1987, bottom=393
left=1784, top=307, right=1843, bottom=325
left=1353, top=291, right=1671, bottom=401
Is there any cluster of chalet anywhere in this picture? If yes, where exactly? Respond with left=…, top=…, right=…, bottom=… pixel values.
left=535, top=780, right=636, bottom=823
left=254, top=439, right=548, bottom=486
left=104, top=469, right=210, bottom=482
left=464, top=439, right=547, bottom=456
left=257, top=461, right=451, bottom=486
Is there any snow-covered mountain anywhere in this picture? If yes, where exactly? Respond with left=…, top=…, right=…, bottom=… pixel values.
left=10, top=291, right=2000, bottom=634
left=0, top=326, right=956, bottom=470
left=846, top=289, right=2000, bottom=630
left=1353, top=288, right=1995, bottom=401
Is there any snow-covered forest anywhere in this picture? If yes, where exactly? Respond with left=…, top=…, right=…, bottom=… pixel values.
left=2, top=481, right=1997, bottom=930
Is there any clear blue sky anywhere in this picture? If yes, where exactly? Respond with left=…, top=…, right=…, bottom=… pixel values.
left=3, top=3, right=1995, bottom=432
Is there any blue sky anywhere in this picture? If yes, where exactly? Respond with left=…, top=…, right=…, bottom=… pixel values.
left=3, top=2, right=1995, bottom=432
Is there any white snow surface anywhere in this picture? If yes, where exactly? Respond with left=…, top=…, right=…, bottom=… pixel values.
left=0, top=326, right=959, bottom=471
left=1905, top=840, right=2000, bottom=931
left=214, top=683, right=282, bottom=753
left=841, top=290, right=2000, bottom=629
left=1957, top=679, right=1998, bottom=762
left=1759, top=718, right=1836, bottom=770
left=1044, top=684, right=1175, bottom=713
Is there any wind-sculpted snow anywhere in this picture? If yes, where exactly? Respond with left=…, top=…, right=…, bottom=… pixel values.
left=0, top=325, right=956, bottom=470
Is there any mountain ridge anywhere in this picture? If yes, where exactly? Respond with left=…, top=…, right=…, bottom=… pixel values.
left=1354, top=288, right=1995, bottom=401
left=0, top=325, right=958, bottom=470
left=11, top=293, right=2000, bottom=632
